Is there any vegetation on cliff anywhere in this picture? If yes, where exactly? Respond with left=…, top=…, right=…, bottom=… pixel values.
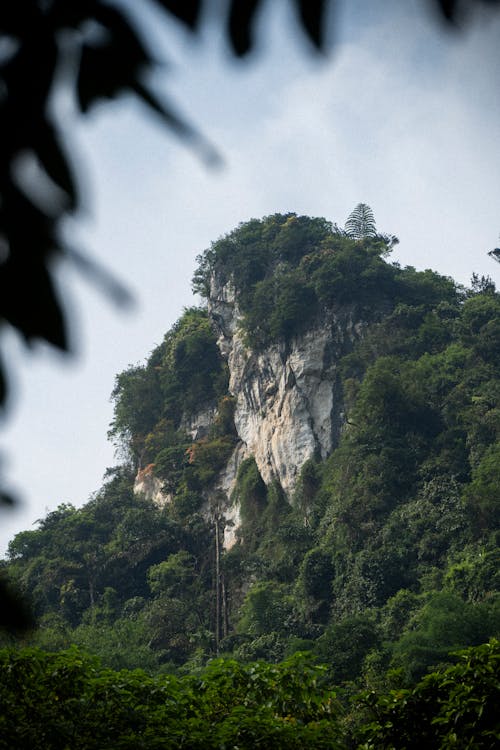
left=1, top=213, right=499, bottom=744
left=193, top=213, right=422, bottom=346
left=0, top=640, right=498, bottom=748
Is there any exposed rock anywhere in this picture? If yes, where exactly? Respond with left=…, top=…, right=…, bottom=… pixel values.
left=214, top=442, right=246, bottom=549
left=134, top=273, right=363, bottom=549
left=208, top=273, right=362, bottom=497
left=180, top=406, right=218, bottom=441
left=134, top=464, right=170, bottom=506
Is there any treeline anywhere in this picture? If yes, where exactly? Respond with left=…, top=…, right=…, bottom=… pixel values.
left=1, top=214, right=499, bottom=692
left=0, top=641, right=498, bottom=749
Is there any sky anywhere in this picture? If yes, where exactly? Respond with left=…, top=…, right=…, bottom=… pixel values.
left=1, top=0, right=500, bottom=555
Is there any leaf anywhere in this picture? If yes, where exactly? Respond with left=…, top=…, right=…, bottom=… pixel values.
left=435, top=0, right=460, bottom=22
left=2, top=29, right=58, bottom=118
left=294, top=0, right=328, bottom=50
left=35, top=119, right=78, bottom=210
left=0, top=357, right=6, bottom=407
left=46, top=0, right=106, bottom=30
left=75, top=5, right=221, bottom=164
left=0, top=182, right=67, bottom=350
left=0, top=255, right=67, bottom=349
left=0, top=575, right=35, bottom=633
left=0, top=3, right=42, bottom=37
left=0, top=491, right=15, bottom=505
left=345, top=203, right=377, bottom=240
left=228, top=0, right=262, bottom=56
left=67, top=246, right=133, bottom=308
left=76, top=4, right=152, bottom=112
left=132, top=81, right=222, bottom=166
left=152, top=0, right=202, bottom=29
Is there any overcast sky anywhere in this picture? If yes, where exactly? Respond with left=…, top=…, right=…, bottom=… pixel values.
left=1, top=0, right=500, bottom=555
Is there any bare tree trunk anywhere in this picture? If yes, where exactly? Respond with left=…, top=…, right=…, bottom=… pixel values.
left=222, top=574, right=228, bottom=639
left=88, top=577, right=95, bottom=610
left=215, top=513, right=220, bottom=655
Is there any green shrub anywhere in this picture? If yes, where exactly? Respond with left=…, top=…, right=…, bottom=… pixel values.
left=357, top=639, right=500, bottom=749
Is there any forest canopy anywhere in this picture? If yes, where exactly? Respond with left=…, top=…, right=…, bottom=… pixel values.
left=1, top=213, right=499, bottom=745
left=193, top=213, right=452, bottom=346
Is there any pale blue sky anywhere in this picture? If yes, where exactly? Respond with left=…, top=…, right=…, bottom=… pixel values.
left=1, top=0, right=500, bottom=554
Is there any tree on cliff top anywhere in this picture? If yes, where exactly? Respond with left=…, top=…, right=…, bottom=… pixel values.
left=345, top=203, right=377, bottom=240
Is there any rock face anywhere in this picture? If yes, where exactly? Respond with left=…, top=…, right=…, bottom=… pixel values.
left=134, top=273, right=364, bottom=546
left=208, top=274, right=363, bottom=498
left=180, top=407, right=218, bottom=441
left=134, top=464, right=171, bottom=506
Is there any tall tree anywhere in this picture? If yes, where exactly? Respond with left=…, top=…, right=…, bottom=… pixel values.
left=345, top=203, right=377, bottom=240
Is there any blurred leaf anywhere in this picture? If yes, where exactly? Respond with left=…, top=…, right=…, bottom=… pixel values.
left=0, top=576, right=35, bottom=633
left=0, top=255, right=67, bottom=349
left=2, top=30, right=58, bottom=119
left=48, top=0, right=102, bottom=30
left=67, top=247, right=133, bottom=309
left=294, top=0, right=328, bottom=49
left=152, top=0, right=202, bottom=29
left=76, top=41, right=118, bottom=111
left=0, top=3, right=42, bottom=36
left=228, top=0, right=262, bottom=56
left=436, top=0, right=460, bottom=20
left=0, top=358, right=6, bottom=406
left=0, top=490, right=15, bottom=506
left=433, top=0, right=500, bottom=24
left=35, top=120, right=78, bottom=210
left=76, top=4, right=152, bottom=112
left=132, top=81, right=222, bottom=165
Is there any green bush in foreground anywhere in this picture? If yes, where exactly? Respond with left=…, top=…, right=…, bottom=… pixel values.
left=1, top=641, right=499, bottom=749
left=356, top=639, right=500, bottom=749
left=0, top=649, right=343, bottom=749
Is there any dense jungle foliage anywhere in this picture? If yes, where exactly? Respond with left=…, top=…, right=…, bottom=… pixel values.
left=0, top=641, right=498, bottom=749
left=192, top=213, right=402, bottom=345
left=1, top=213, right=499, bottom=744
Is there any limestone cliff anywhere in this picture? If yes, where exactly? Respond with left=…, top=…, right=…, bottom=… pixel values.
left=208, top=273, right=363, bottom=499
left=134, top=275, right=364, bottom=546
left=134, top=464, right=170, bottom=507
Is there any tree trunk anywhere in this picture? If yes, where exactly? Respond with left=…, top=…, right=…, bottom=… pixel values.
left=215, top=514, right=220, bottom=655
